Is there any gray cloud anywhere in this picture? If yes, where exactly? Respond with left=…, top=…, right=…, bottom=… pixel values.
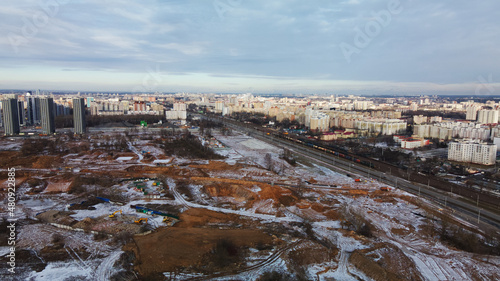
left=0, top=0, right=499, bottom=94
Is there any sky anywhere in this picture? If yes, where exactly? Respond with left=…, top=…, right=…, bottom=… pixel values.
left=0, top=0, right=499, bottom=95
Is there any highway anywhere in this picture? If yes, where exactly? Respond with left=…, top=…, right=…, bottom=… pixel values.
left=205, top=115, right=500, bottom=230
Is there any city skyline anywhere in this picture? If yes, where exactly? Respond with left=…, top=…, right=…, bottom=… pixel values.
left=1, top=1, right=500, bottom=94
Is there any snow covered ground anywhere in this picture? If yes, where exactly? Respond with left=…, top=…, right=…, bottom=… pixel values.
left=2, top=130, right=499, bottom=281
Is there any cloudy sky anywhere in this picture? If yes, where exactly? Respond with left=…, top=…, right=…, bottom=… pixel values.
left=1, top=0, right=499, bottom=95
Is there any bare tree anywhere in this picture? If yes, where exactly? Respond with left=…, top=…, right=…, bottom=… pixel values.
left=264, top=153, right=273, bottom=171
left=296, top=180, right=305, bottom=197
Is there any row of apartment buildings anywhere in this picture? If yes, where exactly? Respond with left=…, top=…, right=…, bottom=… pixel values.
left=413, top=122, right=500, bottom=141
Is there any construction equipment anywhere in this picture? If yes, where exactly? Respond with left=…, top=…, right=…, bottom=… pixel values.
left=163, top=217, right=178, bottom=226
left=109, top=210, right=122, bottom=218
left=134, top=218, right=148, bottom=224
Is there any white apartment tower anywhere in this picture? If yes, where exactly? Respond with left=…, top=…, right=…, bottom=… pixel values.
left=448, top=140, right=497, bottom=165
left=477, top=109, right=499, bottom=124
left=466, top=104, right=481, bottom=121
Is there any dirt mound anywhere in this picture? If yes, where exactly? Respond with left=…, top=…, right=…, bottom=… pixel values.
left=350, top=244, right=423, bottom=281
left=0, top=177, right=27, bottom=191
left=324, top=209, right=341, bottom=220
left=44, top=181, right=72, bottom=193
left=311, top=203, right=329, bottom=213
left=287, top=240, right=337, bottom=266
left=0, top=151, right=46, bottom=169
left=176, top=208, right=243, bottom=228
left=32, top=156, right=62, bottom=169
left=36, top=210, right=77, bottom=225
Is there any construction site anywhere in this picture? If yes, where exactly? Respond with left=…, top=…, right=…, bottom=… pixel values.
left=0, top=128, right=500, bottom=281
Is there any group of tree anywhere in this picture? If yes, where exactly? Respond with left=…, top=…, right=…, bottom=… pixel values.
left=161, top=132, right=224, bottom=159
left=87, top=114, right=165, bottom=127
left=92, top=135, right=129, bottom=152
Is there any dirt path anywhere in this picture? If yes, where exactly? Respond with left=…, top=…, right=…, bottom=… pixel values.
left=188, top=240, right=304, bottom=281
left=95, top=250, right=123, bottom=281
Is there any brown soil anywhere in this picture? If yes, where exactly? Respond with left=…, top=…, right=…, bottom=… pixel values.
left=324, top=209, right=342, bottom=220
left=287, top=240, right=337, bottom=266
left=175, top=208, right=243, bottom=228
left=33, top=156, right=62, bottom=169
left=193, top=177, right=297, bottom=209
left=44, top=181, right=72, bottom=193
left=0, top=151, right=23, bottom=168
left=311, top=203, right=328, bottom=213
left=36, top=210, right=77, bottom=225
left=0, top=177, right=27, bottom=191
left=126, top=226, right=276, bottom=276
left=0, top=151, right=61, bottom=170
left=391, top=228, right=411, bottom=236
left=350, top=244, right=424, bottom=281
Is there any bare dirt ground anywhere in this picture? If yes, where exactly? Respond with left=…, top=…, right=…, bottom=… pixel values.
left=126, top=212, right=278, bottom=276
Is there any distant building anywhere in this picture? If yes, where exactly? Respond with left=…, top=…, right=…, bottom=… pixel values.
left=414, top=122, right=491, bottom=141
left=394, top=135, right=430, bottom=149
left=215, top=101, right=224, bottom=113
left=494, top=137, right=500, bottom=152
left=413, top=115, right=427, bottom=125
left=27, top=96, right=41, bottom=125
left=166, top=102, right=187, bottom=124
left=309, top=112, right=330, bottom=132
left=477, top=109, right=499, bottom=124
left=1, top=98, right=20, bottom=136
left=448, top=139, right=496, bottom=166
left=17, top=100, right=25, bottom=126
left=466, top=104, right=481, bottom=121
left=73, top=98, right=86, bottom=134
left=40, top=97, right=55, bottom=134
left=355, top=118, right=407, bottom=136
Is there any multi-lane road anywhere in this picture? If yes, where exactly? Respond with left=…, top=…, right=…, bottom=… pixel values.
left=205, top=115, right=500, bottom=230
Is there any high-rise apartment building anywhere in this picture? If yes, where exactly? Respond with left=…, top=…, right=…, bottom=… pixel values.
left=477, top=109, right=499, bottom=124
left=166, top=102, right=187, bottom=123
left=448, top=140, right=497, bottom=165
left=18, top=100, right=25, bottom=126
left=466, top=104, right=481, bottom=121
left=1, top=98, right=20, bottom=136
left=27, top=96, right=41, bottom=125
left=40, top=97, right=55, bottom=134
left=73, top=98, right=86, bottom=134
